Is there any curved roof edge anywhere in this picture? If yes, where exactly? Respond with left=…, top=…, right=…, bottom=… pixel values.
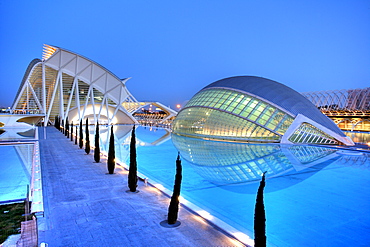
left=12, top=58, right=42, bottom=107
left=44, top=44, right=126, bottom=85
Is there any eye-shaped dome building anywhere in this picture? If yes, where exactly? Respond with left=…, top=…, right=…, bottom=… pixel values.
left=172, top=76, right=353, bottom=146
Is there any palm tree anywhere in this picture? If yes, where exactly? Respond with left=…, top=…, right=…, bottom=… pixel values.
left=94, top=121, right=100, bottom=163
left=254, top=171, right=267, bottom=247
left=128, top=125, right=138, bottom=192
left=167, top=153, right=183, bottom=225
left=85, top=118, right=90, bottom=154
left=107, top=125, right=115, bottom=174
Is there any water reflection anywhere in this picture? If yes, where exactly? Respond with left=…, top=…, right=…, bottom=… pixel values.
left=344, top=131, right=370, bottom=144
left=0, top=144, right=34, bottom=202
left=94, top=125, right=171, bottom=164
left=172, top=134, right=341, bottom=192
left=0, top=127, right=36, bottom=141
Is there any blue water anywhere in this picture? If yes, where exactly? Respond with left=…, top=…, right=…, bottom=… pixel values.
left=96, top=126, right=370, bottom=246
left=0, top=145, right=32, bottom=203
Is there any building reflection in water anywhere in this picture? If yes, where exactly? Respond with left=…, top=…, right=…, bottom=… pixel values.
left=172, top=134, right=347, bottom=193
left=96, top=125, right=171, bottom=164
left=0, top=127, right=36, bottom=141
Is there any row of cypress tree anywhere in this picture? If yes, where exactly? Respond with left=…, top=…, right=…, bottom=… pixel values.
left=54, top=118, right=140, bottom=190
left=54, top=118, right=183, bottom=226
left=53, top=118, right=266, bottom=239
left=55, top=117, right=104, bottom=165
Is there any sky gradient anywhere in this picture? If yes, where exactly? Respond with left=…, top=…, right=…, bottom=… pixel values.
left=0, top=0, right=369, bottom=109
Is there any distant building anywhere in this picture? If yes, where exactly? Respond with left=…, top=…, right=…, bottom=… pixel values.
left=302, top=88, right=370, bottom=132
left=9, top=44, right=176, bottom=127
left=173, top=76, right=353, bottom=146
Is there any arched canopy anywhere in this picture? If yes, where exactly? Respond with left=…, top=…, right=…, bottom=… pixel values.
left=12, top=44, right=139, bottom=125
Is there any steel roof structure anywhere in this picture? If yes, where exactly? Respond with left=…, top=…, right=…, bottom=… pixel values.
left=11, top=45, right=176, bottom=126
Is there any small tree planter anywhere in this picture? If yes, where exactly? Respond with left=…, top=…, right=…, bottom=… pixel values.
left=125, top=189, right=140, bottom=194
left=160, top=220, right=181, bottom=228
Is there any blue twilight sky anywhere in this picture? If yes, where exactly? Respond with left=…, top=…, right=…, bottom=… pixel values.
left=0, top=0, right=369, bottom=109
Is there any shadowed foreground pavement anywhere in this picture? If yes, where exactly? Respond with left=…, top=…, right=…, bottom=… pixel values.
left=38, top=127, right=245, bottom=247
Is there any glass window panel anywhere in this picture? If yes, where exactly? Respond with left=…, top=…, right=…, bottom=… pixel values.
left=263, top=106, right=275, bottom=118
left=256, top=103, right=267, bottom=112
left=236, top=95, right=244, bottom=102
left=226, top=101, right=239, bottom=112
left=248, top=113, right=258, bottom=121
left=258, top=118, right=267, bottom=125
left=240, top=108, right=252, bottom=117
left=233, top=107, right=244, bottom=115
left=249, top=100, right=258, bottom=108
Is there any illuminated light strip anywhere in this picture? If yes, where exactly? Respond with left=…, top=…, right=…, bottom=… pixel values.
left=196, top=210, right=214, bottom=220
left=42, top=44, right=58, bottom=60
left=108, top=151, right=256, bottom=246
left=30, top=141, right=44, bottom=215
left=124, top=170, right=255, bottom=246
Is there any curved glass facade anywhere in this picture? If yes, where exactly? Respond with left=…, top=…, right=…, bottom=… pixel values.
left=173, top=76, right=353, bottom=145
left=173, top=88, right=293, bottom=142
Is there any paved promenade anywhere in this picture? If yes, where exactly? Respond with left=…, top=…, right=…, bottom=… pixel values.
left=37, top=127, right=245, bottom=247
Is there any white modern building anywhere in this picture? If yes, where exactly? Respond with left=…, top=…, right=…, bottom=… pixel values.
left=7, top=44, right=177, bottom=127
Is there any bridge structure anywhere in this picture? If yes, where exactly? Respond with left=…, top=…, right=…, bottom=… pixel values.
left=302, top=88, right=370, bottom=132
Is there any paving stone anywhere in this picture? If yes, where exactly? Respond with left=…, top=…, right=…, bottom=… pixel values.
left=38, top=127, right=246, bottom=246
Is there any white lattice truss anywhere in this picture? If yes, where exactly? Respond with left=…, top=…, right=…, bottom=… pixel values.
left=301, top=88, right=370, bottom=116
left=12, top=45, right=177, bottom=126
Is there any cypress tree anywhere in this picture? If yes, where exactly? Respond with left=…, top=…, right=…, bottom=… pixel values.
left=65, top=117, right=69, bottom=137
left=167, top=153, right=183, bottom=224
left=79, top=119, right=83, bottom=149
left=85, top=118, right=90, bottom=154
left=94, top=121, right=100, bottom=163
left=75, top=122, right=78, bottom=145
left=254, top=171, right=267, bottom=247
left=70, top=122, right=73, bottom=141
left=107, top=125, right=115, bottom=174
left=54, top=116, right=58, bottom=129
left=128, top=125, right=138, bottom=192
left=56, top=116, right=60, bottom=130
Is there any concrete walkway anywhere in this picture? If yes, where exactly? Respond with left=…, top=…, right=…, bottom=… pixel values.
left=37, top=127, right=245, bottom=247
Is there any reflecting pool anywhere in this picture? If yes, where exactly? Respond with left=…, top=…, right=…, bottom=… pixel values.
left=94, top=126, right=370, bottom=246
left=0, top=144, right=34, bottom=203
